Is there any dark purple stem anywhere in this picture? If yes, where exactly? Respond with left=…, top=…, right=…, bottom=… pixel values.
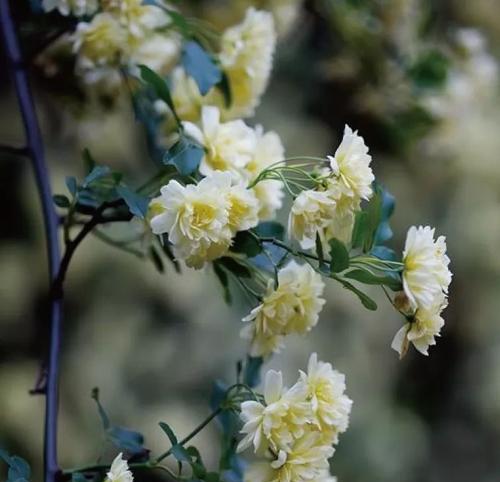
left=0, top=1, right=62, bottom=481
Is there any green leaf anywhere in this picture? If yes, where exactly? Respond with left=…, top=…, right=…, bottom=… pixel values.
left=139, top=65, right=179, bottom=124
left=338, top=278, right=378, bottom=310
left=163, top=136, right=204, bottom=175
left=107, top=426, right=145, bottom=454
left=315, top=233, right=325, bottom=267
left=231, top=231, right=262, bottom=257
left=364, top=189, right=382, bottom=252
left=329, top=238, right=350, bottom=273
left=351, top=211, right=368, bottom=249
left=182, top=41, right=222, bottom=96
left=171, top=444, right=191, bottom=463
left=254, top=221, right=285, bottom=241
left=218, top=257, right=252, bottom=278
left=82, top=166, right=111, bottom=188
left=244, top=356, right=263, bottom=388
left=66, top=176, right=78, bottom=196
left=91, top=387, right=110, bottom=430
left=0, top=451, right=31, bottom=482
left=165, top=8, right=191, bottom=37
left=186, top=447, right=206, bottom=478
left=116, top=186, right=150, bottom=219
left=82, top=148, right=96, bottom=174
left=91, top=388, right=146, bottom=455
left=374, top=184, right=395, bottom=244
left=371, top=246, right=397, bottom=261
left=53, top=194, right=70, bottom=208
left=213, top=262, right=231, bottom=303
left=344, top=269, right=402, bottom=291
left=159, top=422, right=178, bottom=446
left=71, top=474, right=87, bottom=482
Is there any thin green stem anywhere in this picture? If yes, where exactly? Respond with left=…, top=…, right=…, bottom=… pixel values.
left=156, top=407, right=223, bottom=463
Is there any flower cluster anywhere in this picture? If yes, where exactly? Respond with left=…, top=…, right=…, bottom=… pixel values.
left=392, top=226, right=452, bottom=357
left=288, top=124, right=374, bottom=248
left=148, top=103, right=284, bottom=268
left=66, top=0, right=178, bottom=83
left=241, top=261, right=325, bottom=356
left=238, top=354, right=352, bottom=482
left=171, top=8, right=276, bottom=121
left=148, top=171, right=259, bottom=269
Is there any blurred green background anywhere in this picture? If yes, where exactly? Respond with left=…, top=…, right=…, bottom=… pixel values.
left=1, top=1, right=500, bottom=481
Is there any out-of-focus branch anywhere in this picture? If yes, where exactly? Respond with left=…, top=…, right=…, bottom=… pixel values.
left=0, top=1, right=62, bottom=481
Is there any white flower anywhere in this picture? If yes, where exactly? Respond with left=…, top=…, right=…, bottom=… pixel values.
left=226, top=182, right=260, bottom=233
left=148, top=173, right=233, bottom=268
left=129, top=34, right=180, bottom=74
left=106, top=453, right=133, bottom=482
left=323, top=188, right=361, bottom=245
left=102, top=0, right=169, bottom=38
left=42, top=0, right=98, bottom=16
left=402, top=226, right=452, bottom=311
left=288, top=189, right=337, bottom=250
left=218, top=8, right=276, bottom=119
left=73, top=13, right=127, bottom=70
left=239, top=357, right=351, bottom=482
left=243, top=433, right=334, bottom=482
left=245, top=127, right=285, bottom=221
left=170, top=9, right=275, bottom=122
left=297, top=353, right=352, bottom=439
left=391, top=295, right=447, bottom=358
left=171, top=67, right=205, bottom=122
left=183, top=106, right=257, bottom=177
left=327, top=125, right=374, bottom=200
left=237, top=369, right=289, bottom=454
left=242, top=261, right=325, bottom=357
left=238, top=369, right=311, bottom=455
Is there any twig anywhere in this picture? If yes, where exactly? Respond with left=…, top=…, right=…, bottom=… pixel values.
left=0, top=2, right=63, bottom=481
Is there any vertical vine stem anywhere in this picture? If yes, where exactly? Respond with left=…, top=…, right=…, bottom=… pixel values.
left=0, top=1, right=62, bottom=481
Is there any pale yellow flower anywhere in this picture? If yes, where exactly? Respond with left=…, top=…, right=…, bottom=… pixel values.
left=218, top=8, right=276, bottom=119
left=227, top=182, right=260, bottom=233
left=149, top=173, right=233, bottom=269
left=244, top=433, right=334, bottom=482
left=42, top=0, right=98, bottom=16
left=327, top=124, right=374, bottom=201
left=297, top=353, right=352, bottom=440
left=129, top=34, right=180, bottom=74
left=102, top=0, right=169, bottom=38
left=391, top=295, right=447, bottom=357
left=183, top=106, right=257, bottom=177
left=171, top=67, right=205, bottom=122
left=245, top=127, right=285, bottom=221
left=238, top=369, right=310, bottom=454
left=105, top=453, right=133, bottom=482
left=73, top=13, right=127, bottom=69
left=403, top=225, right=452, bottom=311
left=288, top=189, right=337, bottom=250
left=170, top=9, right=275, bottom=122
left=238, top=369, right=290, bottom=454
left=242, top=261, right=325, bottom=357
left=323, top=186, right=361, bottom=245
